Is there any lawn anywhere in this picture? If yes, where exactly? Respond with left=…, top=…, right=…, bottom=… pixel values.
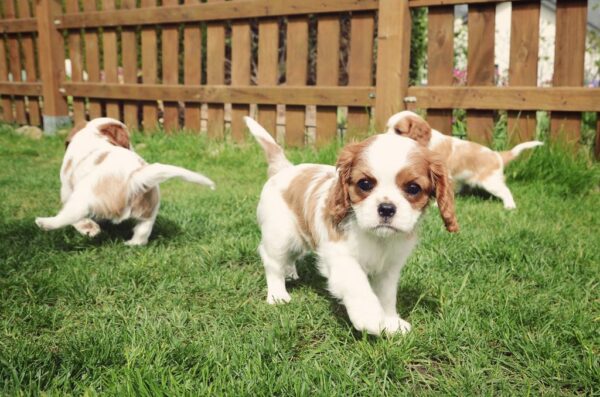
left=1, top=123, right=599, bottom=395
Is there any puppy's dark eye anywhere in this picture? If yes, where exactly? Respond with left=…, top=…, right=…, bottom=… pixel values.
left=357, top=178, right=374, bottom=192
left=405, top=182, right=422, bottom=195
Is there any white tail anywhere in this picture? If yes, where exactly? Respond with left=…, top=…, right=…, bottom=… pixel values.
left=244, top=116, right=292, bottom=177
left=500, top=140, right=544, bottom=165
left=129, top=163, right=215, bottom=193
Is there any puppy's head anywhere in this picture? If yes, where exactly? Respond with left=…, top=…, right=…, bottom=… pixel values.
left=65, top=118, right=131, bottom=150
left=329, top=134, right=458, bottom=236
left=386, top=111, right=432, bottom=146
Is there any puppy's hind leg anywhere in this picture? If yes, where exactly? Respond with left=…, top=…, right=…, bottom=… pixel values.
left=125, top=216, right=156, bottom=246
left=36, top=191, right=90, bottom=231
left=259, top=243, right=293, bottom=304
left=478, top=173, right=516, bottom=209
left=73, top=218, right=101, bottom=237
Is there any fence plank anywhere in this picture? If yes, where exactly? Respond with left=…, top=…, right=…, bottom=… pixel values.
left=231, top=20, right=251, bottom=141
left=550, top=0, right=587, bottom=145
left=18, top=0, right=40, bottom=126
left=141, top=0, right=158, bottom=131
left=347, top=12, right=374, bottom=139
left=65, top=0, right=86, bottom=125
left=183, top=0, right=202, bottom=131
left=5, top=1, right=27, bottom=124
left=120, top=0, right=138, bottom=129
left=285, top=16, right=308, bottom=146
left=162, top=0, right=180, bottom=132
left=83, top=0, right=102, bottom=119
left=206, top=0, right=225, bottom=138
left=103, top=0, right=120, bottom=120
left=426, top=5, right=454, bottom=135
left=257, top=18, right=279, bottom=135
left=316, top=15, right=340, bottom=147
left=374, top=0, right=411, bottom=131
left=466, top=3, right=495, bottom=145
left=0, top=37, right=13, bottom=122
left=508, top=1, right=539, bottom=145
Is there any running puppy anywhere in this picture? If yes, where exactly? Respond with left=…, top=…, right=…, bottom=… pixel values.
left=246, top=117, right=457, bottom=335
left=35, top=117, right=215, bottom=245
left=387, top=111, right=543, bottom=209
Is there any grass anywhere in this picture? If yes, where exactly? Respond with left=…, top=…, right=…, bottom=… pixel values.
left=0, top=123, right=599, bottom=396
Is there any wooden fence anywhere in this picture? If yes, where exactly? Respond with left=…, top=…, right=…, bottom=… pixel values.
left=0, top=0, right=598, bottom=156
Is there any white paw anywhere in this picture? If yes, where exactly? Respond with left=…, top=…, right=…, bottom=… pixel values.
left=285, top=267, right=300, bottom=281
left=383, top=316, right=412, bottom=335
left=266, top=290, right=291, bottom=305
left=347, top=304, right=387, bottom=335
left=504, top=202, right=517, bottom=210
left=124, top=238, right=148, bottom=246
left=35, top=217, right=53, bottom=231
left=74, top=221, right=101, bottom=237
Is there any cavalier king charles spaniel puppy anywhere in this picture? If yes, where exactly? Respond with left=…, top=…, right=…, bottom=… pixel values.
left=35, top=117, right=215, bottom=245
left=387, top=111, right=543, bottom=209
left=245, top=117, right=458, bottom=335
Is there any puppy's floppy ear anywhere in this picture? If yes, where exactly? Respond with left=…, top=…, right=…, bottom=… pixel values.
left=428, top=154, right=458, bottom=232
left=65, top=121, right=87, bottom=149
left=98, top=122, right=131, bottom=149
left=327, top=142, right=362, bottom=226
left=393, top=114, right=432, bottom=146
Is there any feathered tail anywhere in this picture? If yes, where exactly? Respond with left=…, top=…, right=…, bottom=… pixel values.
left=129, top=163, right=215, bottom=193
left=500, top=141, right=544, bottom=165
left=244, top=117, right=292, bottom=177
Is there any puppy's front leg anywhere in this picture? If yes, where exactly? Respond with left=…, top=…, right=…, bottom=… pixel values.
left=371, top=262, right=411, bottom=335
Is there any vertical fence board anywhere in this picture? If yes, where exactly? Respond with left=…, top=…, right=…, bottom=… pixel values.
left=65, top=0, right=86, bottom=124
left=120, top=0, right=138, bottom=129
left=0, top=37, right=13, bottom=122
left=285, top=16, right=308, bottom=147
left=141, top=0, right=158, bottom=131
left=550, top=0, right=587, bottom=145
left=206, top=0, right=225, bottom=138
left=374, top=0, right=411, bottom=132
left=18, top=0, right=40, bottom=126
left=183, top=0, right=201, bottom=131
left=162, top=0, right=180, bottom=132
left=508, top=1, right=540, bottom=144
left=5, top=1, right=26, bottom=124
left=466, top=3, right=495, bottom=145
left=316, top=15, right=340, bottom=147
left=257, top=18, right=279, bottom=135
left=427, top=5, right=454, bottom=135
left=231, top=21, right=251, bottom=141
left=347, top=12, right=374, bottom=139
left=83, top=0, right=102, bottom=119
left=103, top=0, right=120, bottom=120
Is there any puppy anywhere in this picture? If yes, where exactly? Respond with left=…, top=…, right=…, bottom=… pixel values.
left=35, top=117, right=215, bottom=245
left=246, top=117, right=458, bottom=335
left=387, top=111, right=543, bottom=209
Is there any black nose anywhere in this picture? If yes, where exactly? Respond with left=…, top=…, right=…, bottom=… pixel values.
left=378, top=203, right=396, bottom=218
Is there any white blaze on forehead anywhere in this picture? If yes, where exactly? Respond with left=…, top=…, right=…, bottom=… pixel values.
left=364, top=134, right=419, bottom=179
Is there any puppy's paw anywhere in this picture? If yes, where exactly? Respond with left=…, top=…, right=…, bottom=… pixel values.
left=74, top=220, right=101, bottom=237
left=266, top=290, right=291, bottom=305
left=383, top=316, right=412, bottom=335
left=347, top=304, right=387, bottom=335
left=124, top=238, right=148, bottom=246
left=285, top=266, right=300, bottom=281
left=504, top=203, right=517, bottom=210
left=35, top=217, right=53, bottom=231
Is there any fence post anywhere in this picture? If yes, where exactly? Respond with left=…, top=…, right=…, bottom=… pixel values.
left=36, top=0, right=69, bottom=134
left=374, top=0, right=411, bottom=132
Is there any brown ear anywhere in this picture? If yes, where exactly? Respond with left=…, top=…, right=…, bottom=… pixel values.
left=327, top=142, right=363, bottom=226
left=98, top=122, right=131, bottom=149
left=394, top=114, right=432, bottom=146
left=65, top=121, right=87, bottom=149
left=429, top=155, right=458, bottom=232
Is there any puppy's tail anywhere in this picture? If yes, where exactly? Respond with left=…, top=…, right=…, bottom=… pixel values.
left=244, top=116, right=292, bottom=178
left=129, top=163, right=216, bottom=193
left=500, top=141, right=544, bottom=165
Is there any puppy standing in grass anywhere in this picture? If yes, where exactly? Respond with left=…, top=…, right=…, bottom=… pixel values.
left=35, top=118, right=215, bottom=245
left=246, top=117, right=458, bottom=335
left=387, top=111, right=543, bottom=209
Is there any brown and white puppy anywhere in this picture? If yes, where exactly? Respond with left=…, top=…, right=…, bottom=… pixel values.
left=35, top=117, right=215, bottom=245
left=387, top=111, right=543, bottom=209
left=246, top=116, right=457, bottom=336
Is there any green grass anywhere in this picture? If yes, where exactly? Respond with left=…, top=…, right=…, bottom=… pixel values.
left=1, top=123, right=599, bottom=396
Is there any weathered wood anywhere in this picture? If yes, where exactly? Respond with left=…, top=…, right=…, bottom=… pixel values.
left=18, top=0, right=41, bottom=126
left=406, top=86, right=600, bottom=112
left=507, top=1, right=540, bottom=145
left=231, top=20, right=252, bottom=141
left=62, top=83, right=375, bottom=106
left=257, top=18, right=279, bottom=136
left=0, top=18, right=37, bottom=34
left=0, top=82, right=42, bottom=96
left=5, top=1, right=26, bottom=124
left=347, top=12, right=374, bottom=139
left=103, top=0, right=120, bottom=120
left=55, top=0, right=379, bottom=29
left=120, top=0, right=138, bottom=129
left=466, top=3, right=495, bottom=145
left=316, top=15, right=340, bottom=147
left=141, top=0, right=158, bottom=131
left=206, top=0, right=225, bottom=139
left=550, top=0, right=587, bottom=145
left=162, top=0, right=180, bottom=132
left=285, top=16, right=309, bottom=146
left=409, top=0, right=530, bottom=6
left=65, top=0, right=86, bottom=124
left=374, top=0, right=411, bottom=131
left=426, top=5, right=454, bottom=135
left=0, top=38, right=12, bottom=122
left=183, top=0, right=202, bottom=132
left=83, top=0, right=102, bottom=119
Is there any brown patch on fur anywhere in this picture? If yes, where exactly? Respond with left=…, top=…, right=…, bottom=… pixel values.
left=396, top=155, right=434, bottom=211
left=94, top=152, right=109, bottom=165
left=92, top=175, right=128, bottom=219
left=98, top=122, right=131, bottom=149
left=65, top=121, right=88, bottom=149
left=282, top=167, right=322, bottom=248
left=436, top=139, right=501, bottom=182
left=131, top=187, right=159, bottom=220
left=63, top=158, right=73, bottom=174
left=393, top=114, right=432, bottom=146
left=499, top=150, right=514, bottom=165
left=427, top=150, right=458, bottom=232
